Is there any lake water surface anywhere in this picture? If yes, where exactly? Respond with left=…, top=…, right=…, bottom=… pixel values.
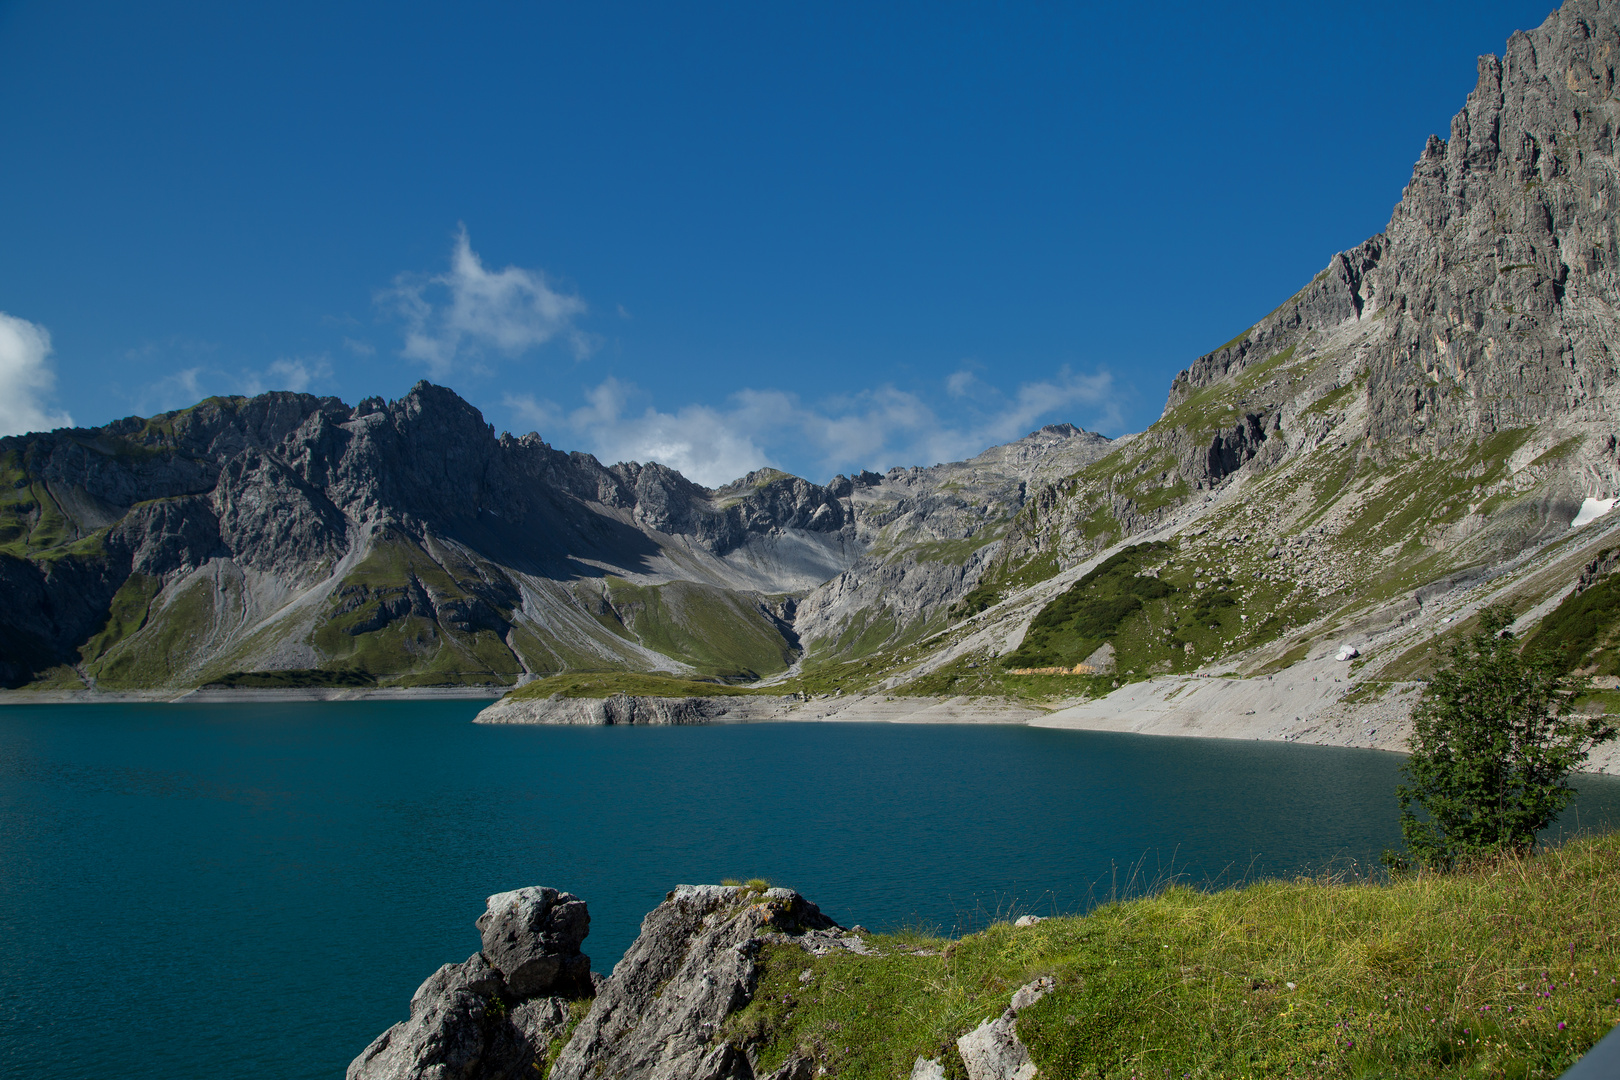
left=3, top=701, right=1618, bottom=1079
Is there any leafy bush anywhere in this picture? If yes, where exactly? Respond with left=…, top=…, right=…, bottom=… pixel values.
left=1395, top=605, right=1616, bottom=870
left=949, top=583, right=1002, bottom=620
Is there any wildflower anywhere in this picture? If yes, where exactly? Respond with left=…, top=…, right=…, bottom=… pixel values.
left=1559, top=1022, right=1567, bottom=1030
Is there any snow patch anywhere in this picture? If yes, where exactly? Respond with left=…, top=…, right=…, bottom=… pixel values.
left=1571, top=497, right=1617, bottom=529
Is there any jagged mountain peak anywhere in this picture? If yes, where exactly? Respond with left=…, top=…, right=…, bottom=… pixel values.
left=926, top=0, right=1620, bottom=711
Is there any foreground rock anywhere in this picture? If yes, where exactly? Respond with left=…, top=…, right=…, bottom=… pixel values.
left=550, top=885, right=841, bottom=1080
left=356, top=883, right=859, bottom=1080
left=955, top=977, right=1055, bottom=1080
left=347, top=887, right=593, bottom=1080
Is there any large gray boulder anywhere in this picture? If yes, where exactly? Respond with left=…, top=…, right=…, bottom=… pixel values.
left=548, top=885, right=840, bottom=1080
left=956, top=976, right=1055, bottom=1080
left=347, top=887, right=594, bottom=1080
left=476, top=886, right=591, bottom=998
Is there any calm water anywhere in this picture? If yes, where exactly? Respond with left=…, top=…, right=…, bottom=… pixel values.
left=3, top=703, right=1618, bottom=1079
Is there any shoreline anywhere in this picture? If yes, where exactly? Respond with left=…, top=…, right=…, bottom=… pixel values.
left=7, top=672, right=1618, bottom=775
left=0, top=685, right=506, bottom=705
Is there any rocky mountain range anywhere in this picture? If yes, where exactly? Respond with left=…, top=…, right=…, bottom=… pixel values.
left=10, top=0, right=1620, bottom=716
left=0, top=381, right=1110, bottom=690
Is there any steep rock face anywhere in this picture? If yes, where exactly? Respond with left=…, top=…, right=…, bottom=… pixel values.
left=792, top=426, right=1114, bottom=658
left=987, top=0, right=1620, bottom=597
left=348, top=887, right=593, bottom=1080
left=1363, top=9, right=1620, bottom=452
left=549, top=885, right=839, bottom=1080
left=1168, top=0, right=1620, bottom=467
left=213, top=449, right=350, bottom=577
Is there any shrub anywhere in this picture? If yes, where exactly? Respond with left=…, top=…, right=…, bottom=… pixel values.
left=1395, top=604, right=1616, bottom=870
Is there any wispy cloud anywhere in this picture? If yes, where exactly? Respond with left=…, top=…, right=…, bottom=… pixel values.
left=505, top=366, right=1120, bottom=487
left=131, top=354, right=334, bottom=416
left=509, top=379, right=771, bottom=487
left=137, top=367, right=207, bottom=415
left=239, top=356, right=333, bottom=396
left=385, top=226, right=591, bottom=378
left=0, top=312, right=74, bottom=436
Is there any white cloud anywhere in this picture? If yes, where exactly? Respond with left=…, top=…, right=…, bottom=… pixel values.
left=240, top=356, right=332, bottom=396
left=508, top=379, right=771, bottom=486
left=138, top=367, right=207, bottom=414
left=342, top=336, right=375, bottom=357
left=386, top=226, right=591, bottom=378
left=503, top=366, right=1120, bottom=488
left=0, top=312, right=74, bottom=436
left=946, top=368, right=979, bottom=397
left=132, top=354, right=333, bottom=416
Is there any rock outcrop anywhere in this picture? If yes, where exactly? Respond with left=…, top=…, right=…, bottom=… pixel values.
left=356, top=883, right=852, bottom=1080
left=954, top=977, right=1055, bottom=1080
left=473, top=693, right=792, bottom=726
left=348, top=887, right=594, bottom=1080
left=550, top=885, right=840, bottom=1080
left=475, top=887, right=593, bottom=998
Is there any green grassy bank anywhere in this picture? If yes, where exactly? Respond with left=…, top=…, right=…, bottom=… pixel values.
left=727, top=833, right=1620, bottom=1079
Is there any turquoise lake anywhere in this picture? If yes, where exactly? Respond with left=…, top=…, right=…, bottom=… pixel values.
left=3, top=702, right=1618, bottom=1079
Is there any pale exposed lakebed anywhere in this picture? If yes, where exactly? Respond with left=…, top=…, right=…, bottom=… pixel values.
left=3, top=701, right=1618, bottom=1079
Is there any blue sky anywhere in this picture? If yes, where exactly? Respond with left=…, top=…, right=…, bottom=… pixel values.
left=0, top=0, right=1557, bottom=484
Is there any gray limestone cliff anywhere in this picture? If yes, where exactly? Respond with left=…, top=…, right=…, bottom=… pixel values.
left=352, top=884, right=854, bottom=1080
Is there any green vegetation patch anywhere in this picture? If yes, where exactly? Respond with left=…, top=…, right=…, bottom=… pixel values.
left=1004, top=543, right=1176, bottom=668
left=900, top=653, right=1114, bottom=702
left=1526, top=563, right=1620, bottom=675
left=602, top=577, right=797, bottom=680
left=949, top=581, right=1002, bottom=621
left=1300, top=376, right=1365, bottom=419
left=310, top=533, right=526, bottom=684
left=731, top=832, right=1620, bottom=1079
left=85, top=574, right=223, bottom=688
left=908, top=532, right=1001, bottom=566
left=1343, top=429, right=1534, bottom=547
left=1157, top=344, right=1299, bottom=441
left=79, top=573, right=162, bottom=664
left=992, top=532, right=1321, bottom=683
left=204, top=669, right=378, bottom=689
left=506, top=671, right=768, bottom=700
left=817, top=606, right=901, bottom=663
